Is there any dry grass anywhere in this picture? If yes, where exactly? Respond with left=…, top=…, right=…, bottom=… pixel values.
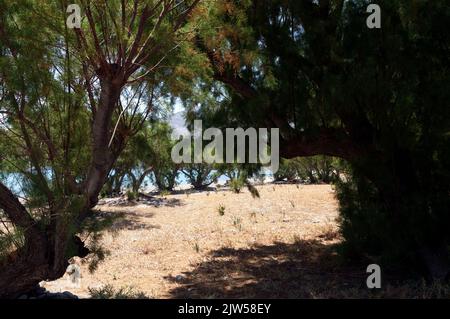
left=40, top=184, right=450, bottom=299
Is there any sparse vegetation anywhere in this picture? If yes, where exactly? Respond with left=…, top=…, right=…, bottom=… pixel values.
left=1, top=0, right=449, bottom=299
left=89, top=285, right=150, bottom=299
left=217, top=205, right=226, bottom=216
left=193, top=242, right=200, bottom=253
left=232, top=217, right=243, bottom=231
left=36, top=184, right=450, bottom=299
left=229, top=178, right=244, bottom=194
left=159, top=190, right=171, bottom=198
left=126, top=190, right=137, bottom=202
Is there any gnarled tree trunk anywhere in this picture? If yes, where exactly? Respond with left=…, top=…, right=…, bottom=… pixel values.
left=0, top=183, right=89, bottom=298
left=0, top=79, right=122, bottom=298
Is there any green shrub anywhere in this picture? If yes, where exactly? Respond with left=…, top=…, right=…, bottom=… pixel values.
left=232, top=217, right=243, bottom=231
left=89, top=285, right=149, bottom=299
left=334, top=161, right=450, bottom=276
left=159, top=189, right=171, bottom=197
left=126, top=190, right=137, bottom=201
left=217, top=204, right=225, bottom=216
left=229, top=178, right=245, bottom=193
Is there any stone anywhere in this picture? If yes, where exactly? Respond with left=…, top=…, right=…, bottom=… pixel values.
left=62, top=291, right=78, bottom=299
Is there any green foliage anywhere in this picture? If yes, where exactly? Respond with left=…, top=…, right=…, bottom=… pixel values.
left=182, top=163, right=219, bottom=190
left=334, top=173, right=406, bottom=264
left=191, top=0, right=450, bottom=276
left=274, top=159, right=301, bottom=183
left=85, top=241, right=109, bottom=274
left=104, top=120, right=182, bottom=195
left=245, top=182, right=260, bottom=199
left=275, top=157, right=341, bottom=184
left=147, top=123, right=179, bottom=192
left=1, top=0, right=449, bottom=287
left=232, top=216, right=243, bottom=231
left=217, top=204, right=225, bottom=216
left=79, top=211, right=125, bottom=273
left=89, top=285, right=150, bottom=299
left=159, top=189, right=171, bottom=197
left=218, top=164, right=260, bottom=197
left=229, top=177, right=245, bottom=194
left=126, top=190, right=137, bottom=201
left=192, top=242, right=200, bottom=253
left=0, top=221, right=24, bottom=262
left=335, top=162, right=450, bottom=273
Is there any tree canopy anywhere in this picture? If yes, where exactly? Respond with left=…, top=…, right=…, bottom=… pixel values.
left=189, top=0, right=450, bottom=278
left=0, top=0, right=449, bottom=298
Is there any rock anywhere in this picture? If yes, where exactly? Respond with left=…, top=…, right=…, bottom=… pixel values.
left=62, top=291, right=78, bottom=299
left=33, top=286, right=47, bottom=296
left=175, top=275, right=185, bottom=282
left=34, top=291, right=77, bottom=299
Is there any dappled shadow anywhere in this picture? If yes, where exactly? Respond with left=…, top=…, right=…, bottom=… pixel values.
left=165, top=239, right=370, bottom=298
left=98, top=195, right=185, bottom=208
left=137, top=196, right=184, bottom=208
left=111, top=216, right=161, bottom=231
left=169, top=186, right=218, bottom=195
left=93, top=210, right=160, bottom=232
left=156, top=198, right=183, bottom=208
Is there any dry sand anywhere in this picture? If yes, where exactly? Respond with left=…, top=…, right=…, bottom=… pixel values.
left=42, top=184, right=351, bottom=298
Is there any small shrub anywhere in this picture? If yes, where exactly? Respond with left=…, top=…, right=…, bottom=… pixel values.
left=229, top=178, right=245, bottom=193
left=246, top=182, right=260, bottom=198
left=193, top=242, right=200, bottom=253
left=319, top=225, right=340, bottom=241
left=89, top=285, right=149, bottom=299
left=292, top=234, right=302, bottom=244
left=232, top=217, right=243, bottom=231
left=160, top=189, right=171, bottom=197
left=217, top=204, right=226, bottom=216
left=126, top=190, right=137, bottom=201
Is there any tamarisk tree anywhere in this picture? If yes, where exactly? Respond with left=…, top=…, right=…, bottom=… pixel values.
left=194, top=0, right=450, bottom=278
left=0, top=0, right=200, bottom=298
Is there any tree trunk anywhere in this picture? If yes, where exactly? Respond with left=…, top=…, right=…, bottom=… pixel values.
left=0, top=227, right=47, bottom=298
left=0, top=79, right=122, bottom=298
left=0, top=230, right=89, bottom=298
left=85, top=80, right=124, bottom=208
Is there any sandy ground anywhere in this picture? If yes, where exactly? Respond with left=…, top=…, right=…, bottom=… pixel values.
left=42, top=184, right=346, bottom=298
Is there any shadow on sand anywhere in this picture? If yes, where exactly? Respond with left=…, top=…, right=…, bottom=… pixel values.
left=91, top=210, right=160, bottom=232
left=165, top=239, right=370, bottom=298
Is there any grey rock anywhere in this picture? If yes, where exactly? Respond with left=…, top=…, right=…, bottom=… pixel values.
left=62, top=291, right=79, bottom=299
